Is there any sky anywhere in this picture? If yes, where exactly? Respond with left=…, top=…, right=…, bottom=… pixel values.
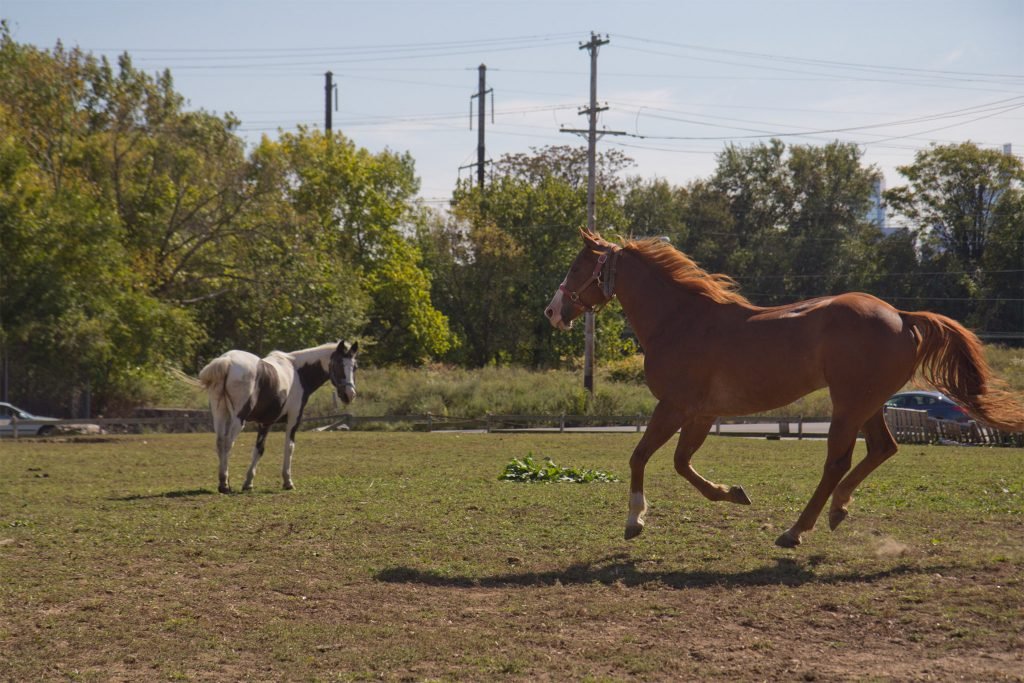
left=3, top=0, right=1023, bottom=208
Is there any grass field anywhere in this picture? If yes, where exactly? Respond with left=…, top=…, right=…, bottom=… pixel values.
left=1, top=432, right=1022, bottom=681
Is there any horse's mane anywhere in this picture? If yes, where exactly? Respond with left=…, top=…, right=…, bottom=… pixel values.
left=622, top=238, right=750, bottom=305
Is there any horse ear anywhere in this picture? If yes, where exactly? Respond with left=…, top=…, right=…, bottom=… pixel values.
left=336, top=340, right=347, bottom=354
left=349, top=341, right=358, bottom=355
left=579, top=227, right=601, bottom=248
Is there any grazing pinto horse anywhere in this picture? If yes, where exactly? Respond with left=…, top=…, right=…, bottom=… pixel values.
left=197, top=341, right=358, bottom=493
left=546, top=230, right=1024, bottom=547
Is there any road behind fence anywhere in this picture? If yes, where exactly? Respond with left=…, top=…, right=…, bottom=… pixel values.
left=4, top=408, right=1021, bottom=447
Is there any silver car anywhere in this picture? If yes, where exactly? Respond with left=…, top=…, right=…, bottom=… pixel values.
left=0, top=402, right=60, bottom=436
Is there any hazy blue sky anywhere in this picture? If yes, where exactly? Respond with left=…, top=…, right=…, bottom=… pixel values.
left=4, top=0, right=1022, bottom=205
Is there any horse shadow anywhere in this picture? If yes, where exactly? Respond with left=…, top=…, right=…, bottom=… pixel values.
left=375, top=553, right=936, bottom=590
left=109, top=488, right=214, bottom=501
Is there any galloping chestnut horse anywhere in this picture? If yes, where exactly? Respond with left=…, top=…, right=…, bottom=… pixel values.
left=545, top=230, right=1024, bottom=547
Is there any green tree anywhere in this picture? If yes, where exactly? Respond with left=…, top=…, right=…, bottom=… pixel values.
left=885, top=142, right=1024, bottom=332
left=0, top=28, right=203, bottom=414
left=682, top=140, right=879, bottom=304
left=886, top=142, right=1024, bottom=267
left=260, top=129, right=454, bottom=364
left=439, top=145, right=633, bottom=367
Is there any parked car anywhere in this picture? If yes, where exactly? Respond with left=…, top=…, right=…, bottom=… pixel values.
left=884, top=391, right=971, bottom=423
left=0, top=402, right=61, bottom=436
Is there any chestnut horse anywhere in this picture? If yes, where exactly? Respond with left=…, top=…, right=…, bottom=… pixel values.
left=545, top=230, right=1024, bottom=547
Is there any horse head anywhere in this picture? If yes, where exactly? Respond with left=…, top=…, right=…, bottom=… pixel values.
left=545, top=228, right=620, bottom=330
left=329, top=340, right=359, bottom=404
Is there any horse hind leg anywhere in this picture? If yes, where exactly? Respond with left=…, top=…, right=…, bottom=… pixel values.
left=242, top=425, right=270, bottom=491
left=216, top=416, right=245, bottom=494
left=828, top=409, right=898, bottom=531
left=673, top=416, right=752, bottom=505
left=776, top=412, right=859, bottom=548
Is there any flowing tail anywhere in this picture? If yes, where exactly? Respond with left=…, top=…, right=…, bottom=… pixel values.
left=903, top=311, right=1024, bottom=431
left=194, top=357, right=237, bottom=419
left=170, top=367, right=204, bottom=389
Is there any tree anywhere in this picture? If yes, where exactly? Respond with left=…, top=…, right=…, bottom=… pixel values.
left=886, top=142, right=1024, bottom=268
left=423, top=146, right=635, bottom=368
left=0, top=27, right=204, bottom=414
left=886, top=142, right=1024, bottom=332
left=258, top=129, right=454, bottom=364
left=681, top=140, right=880, bottom=304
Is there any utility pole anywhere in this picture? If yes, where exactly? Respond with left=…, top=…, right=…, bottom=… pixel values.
left=462, top=64, right=493, bottom=189
left=324, top=71, right=337, bottom=133
left=561, top=32, right=625, bottom=395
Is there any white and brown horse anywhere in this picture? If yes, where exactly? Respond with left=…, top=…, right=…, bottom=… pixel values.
left=195, top=341, right=358, bottom=493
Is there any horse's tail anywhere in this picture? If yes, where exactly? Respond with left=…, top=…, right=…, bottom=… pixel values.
left=169, top=367, right=204, bottom=390
left=902, top=311, right=1024, bottom=431
left=197, top=357, right=236, bottom=420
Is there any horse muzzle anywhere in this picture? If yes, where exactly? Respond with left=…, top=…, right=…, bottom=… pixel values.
left=545, top=288, right=578, bottom=330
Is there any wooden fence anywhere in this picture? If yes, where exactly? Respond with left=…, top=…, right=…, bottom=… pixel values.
left=882, top=407, right=1024, bottom=447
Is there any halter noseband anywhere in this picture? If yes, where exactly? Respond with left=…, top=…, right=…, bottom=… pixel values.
left=560, top=244, right=620, bottom=313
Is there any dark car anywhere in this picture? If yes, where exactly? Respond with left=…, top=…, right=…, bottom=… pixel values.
left=884, top=391, right=971, bottom=423
left=0, top=402, right=61, bottom=436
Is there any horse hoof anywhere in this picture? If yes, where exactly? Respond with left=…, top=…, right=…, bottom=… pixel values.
left=218, top=485, right=231, bottom=494
left=775, top=530, right=801, bottom=548
left=624, top=524, right=644, bottom=540
left=283, top=483, right=294, bottom=491
left=829, top=507, right=848, bottom=531
left=730, top=485, right=752, bottom=505
left=242, top=485, right=253, bottom=492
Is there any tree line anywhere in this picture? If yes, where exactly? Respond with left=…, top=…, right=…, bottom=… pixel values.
left=2, top=26, right=1022, bottom=415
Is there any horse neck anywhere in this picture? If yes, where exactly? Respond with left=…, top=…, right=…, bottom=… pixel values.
left=287, top=343, right=335, bottom=393
left=613, top=250, right=728, bottom=349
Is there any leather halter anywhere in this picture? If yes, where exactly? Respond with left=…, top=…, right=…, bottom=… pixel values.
left=560, top=244, right=620, bottom=313
left=329, top=356, right=356, bottom=392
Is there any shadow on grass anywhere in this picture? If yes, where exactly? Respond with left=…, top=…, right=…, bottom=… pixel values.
left=110, top=488, right=215, bottom=501
left=375, top=554, right=933, bottom=590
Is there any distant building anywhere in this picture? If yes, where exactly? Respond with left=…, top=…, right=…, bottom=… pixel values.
left=867, top=175, right=901, bottom=237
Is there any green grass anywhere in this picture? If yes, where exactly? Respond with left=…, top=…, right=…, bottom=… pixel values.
left=1, top=432, right=1022, bottom=680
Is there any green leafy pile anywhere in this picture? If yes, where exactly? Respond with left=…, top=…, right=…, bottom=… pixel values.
left=498, top=453, right=619, bottom=483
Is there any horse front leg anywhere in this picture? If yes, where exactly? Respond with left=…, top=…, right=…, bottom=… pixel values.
left=242, top=425, right=270, bottom=491
left=625, top=402, right=684, bottom=540
left=673, top=416, right=752, bottom=505
left=281, top=420, right=300, bottom=490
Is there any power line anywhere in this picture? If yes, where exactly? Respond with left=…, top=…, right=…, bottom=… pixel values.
left=614, top=35, right=1024, bottom=82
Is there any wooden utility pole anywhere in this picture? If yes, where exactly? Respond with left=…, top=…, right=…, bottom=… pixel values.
left=324, top=71, right=337, bottom=133
left=561, top=33, right=625, bottom=395
left=463, top=64, right=493, bottom=189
